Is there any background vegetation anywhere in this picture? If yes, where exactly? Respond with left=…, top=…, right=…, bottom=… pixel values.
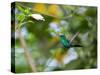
left=11, top=2, right=97, bottom=73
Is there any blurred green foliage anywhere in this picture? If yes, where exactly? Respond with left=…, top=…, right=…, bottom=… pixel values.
left=11, top=2, right=97, bottom=73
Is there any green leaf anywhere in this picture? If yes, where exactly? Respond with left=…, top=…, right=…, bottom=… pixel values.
left=16, top=4, right=31, bottom=15
left=16, top=5, right=26, bottom=14
left=24, top=8, right=31, bottom=14
left=16, top=14, right=25, bottom=22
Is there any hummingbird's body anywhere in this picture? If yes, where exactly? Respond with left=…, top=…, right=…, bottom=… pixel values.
left=59, top=34, right=71, bottom=48
left=59, top=34, right=82, bottom=49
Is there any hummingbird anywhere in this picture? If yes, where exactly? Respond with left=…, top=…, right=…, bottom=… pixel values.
left=59, top=33, right=82, bottom=49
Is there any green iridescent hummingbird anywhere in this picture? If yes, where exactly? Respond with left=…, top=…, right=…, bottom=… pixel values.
left=59, top=32, right=82, bottom=48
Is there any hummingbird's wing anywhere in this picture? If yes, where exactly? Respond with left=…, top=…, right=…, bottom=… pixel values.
left=69, top=32, right=79, bottom=44
left=69, top=32, right=83, bottom=47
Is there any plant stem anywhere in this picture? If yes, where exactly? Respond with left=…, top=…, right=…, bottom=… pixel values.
left=18, top=30, right=37, bottom=72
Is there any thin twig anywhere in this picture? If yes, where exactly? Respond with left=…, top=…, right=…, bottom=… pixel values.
left=18, top=30, right=37, bottom=72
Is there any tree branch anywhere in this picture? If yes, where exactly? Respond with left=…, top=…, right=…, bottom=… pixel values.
left=18, top=30, right=37, bottom=72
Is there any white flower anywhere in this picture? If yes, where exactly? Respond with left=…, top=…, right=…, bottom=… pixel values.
left=31, top=14, right=45, bottom=21
left=44, top=58, right=61, bottom=71
left=77, top=7, right=87, bottom=14
left=49, top=22, right=61, bottom=36
left=63, top=48, right=78, bottom=64
left=44, top=48, right=78, bottom=71
left=49, top=22, right=61, bottom=32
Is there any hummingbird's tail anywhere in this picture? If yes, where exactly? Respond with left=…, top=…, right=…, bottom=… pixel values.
left=71, top=44, right=83, bottom=47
